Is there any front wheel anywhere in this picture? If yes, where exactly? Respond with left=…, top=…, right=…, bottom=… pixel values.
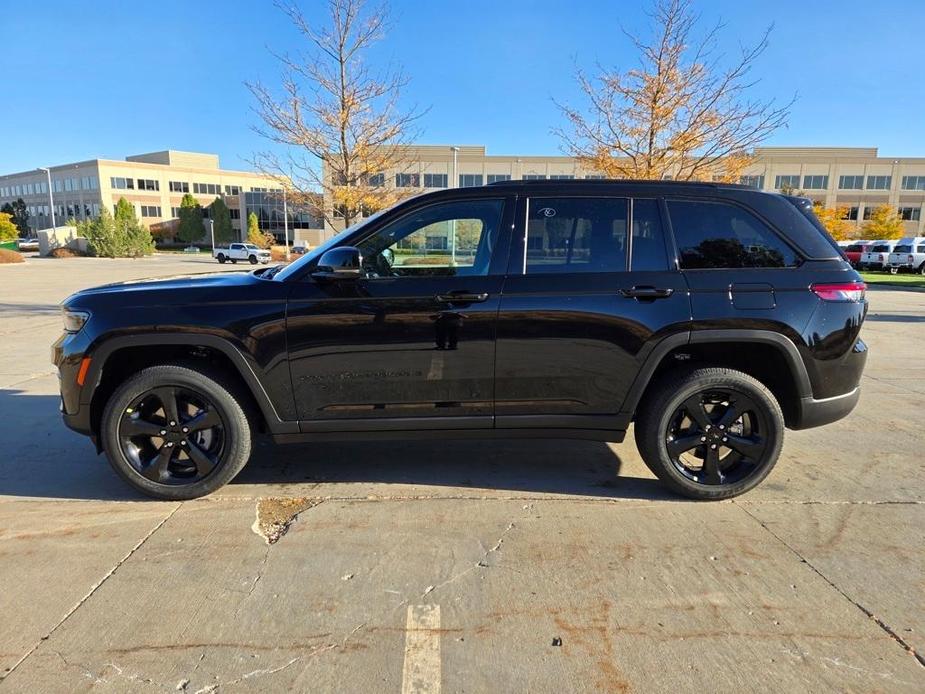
left=230, top=259, right=237, bottom=264
left=919, top=263, right=925, bottom=276
left=634, top=367, right=784, bottom=500
left=101, top=364, right=252, bottom=500
left=249, top=254, right=258, bottom=265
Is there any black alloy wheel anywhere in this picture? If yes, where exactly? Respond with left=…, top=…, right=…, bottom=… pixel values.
left=118, top=386, right=225, bottom=485
left=665, top=389, right=769, bottom=486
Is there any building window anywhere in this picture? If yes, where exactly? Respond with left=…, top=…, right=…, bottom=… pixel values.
left=862, top=206, right=877, bottom=220
left=458, top=174, right=483, bottom=187
left=549, top=174, right=575, bottom=180
left=169, top=181, right=189, bottom=193
left=193, top=182, right=220, bottom=195
left=395, top=173, right=420, bottom=188
left=170, top=207, right=181, bottom=218
left=838, top=175, right=864, bottom=190
left=110, top=177, right=134, bottom=190
left=137, top=178, right=159, bottom=191
left=774, top=174, right=801, bottom=190
left=224, top=185, right=241, bottom=196
left=898, top=206, right=921, bottom=221
left=523, top=174, right=547, bottom=180
left=802, top=175, right=828, bottom=190
left=585, top=175, right=606, bottom=180
left=140, top=205, right=161, bottom=218
left=739, top=175, right=765, bottom=188
left=844, top=206, right=859, bottom=220
left=363, top=173, right=385, bottom=187
left=81, top=176, right=98, bottom=190
left=866, top=175, right=891, bottom=190
left=423, top=173, right=448, bottom=188
left=229, top=208, right=241, bottom=220
left=901, top=176, right=925, bottom=191
left=487, top=174, right=511, bottom=183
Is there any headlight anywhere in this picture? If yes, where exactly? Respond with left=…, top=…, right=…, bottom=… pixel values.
left=62, top=307, right=90, bottom=333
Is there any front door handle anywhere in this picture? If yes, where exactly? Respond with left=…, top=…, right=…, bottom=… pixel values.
left=435, top=291, right=490, bottom=304
left=619, top=286, right=674, bottom=299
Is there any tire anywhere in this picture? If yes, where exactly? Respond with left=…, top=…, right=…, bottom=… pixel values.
left=249, top=255, right=258, bottom=265
left=217, top=254, right=226, bottom=264
left=634, top=367, right=784, bottom=501
left=919, top=263, right=925, bottom=276
left=101, top=364, right=252, bottom=500
left=230, top=259, right=237, bottom=264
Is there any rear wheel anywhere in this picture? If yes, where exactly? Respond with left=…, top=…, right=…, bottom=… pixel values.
left=230, top=259, right=237, bottom=264
left=216, top=254, right=226, bottom=264
left=101, top=364, right=252, bottom=500
left=635, top=367, right=784, bottom=500
left=919, top=262, right=925, bottom=276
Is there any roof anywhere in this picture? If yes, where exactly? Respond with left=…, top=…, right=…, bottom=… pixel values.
left=486, top=178, right=753, bottom=190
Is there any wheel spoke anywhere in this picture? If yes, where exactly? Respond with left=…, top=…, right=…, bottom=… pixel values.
left=667, top=434, right=702, bottom=459
left=185, top=408, right=221, bottom=433
left=153, top=387, right=180, bottom=425
left=717, top=395, right=756, bottom=429
left=142, top=446, right=174, bottom=482
left=725, top=434, right=765, bottom=461
left=121, top=417, right=164, bottom=437
left=185, top=441, right=216, bottom=477
left=681, top=395, right=712, bottom=430
left=701, top=447, right=724, bottom=484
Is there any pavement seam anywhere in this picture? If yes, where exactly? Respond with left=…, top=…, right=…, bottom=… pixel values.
left=735, top=501, right=925, bottom=669
left=0, top=502, right=183, bottom=682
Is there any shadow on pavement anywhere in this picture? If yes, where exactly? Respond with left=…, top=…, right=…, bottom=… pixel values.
left=0, top=389, right=673, bottom=503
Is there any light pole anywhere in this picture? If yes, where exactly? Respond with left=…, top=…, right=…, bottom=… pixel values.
left=450, top=147, right=460, bottom=266
left=39, top=167, right=56, bottom=232
left=283, top=188, right=290, bottom=261
left=208, top=218, right=215, bottom=254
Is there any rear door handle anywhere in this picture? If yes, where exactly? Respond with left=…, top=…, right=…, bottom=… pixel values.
left=619, top=286, right=674, bottom=299
left=435, top=292, right=489, bottom=303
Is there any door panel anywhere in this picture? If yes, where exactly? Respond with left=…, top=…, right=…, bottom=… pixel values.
left=286, top=196, right=513, bottom=428
left=495, top=196, right=690, bottom=428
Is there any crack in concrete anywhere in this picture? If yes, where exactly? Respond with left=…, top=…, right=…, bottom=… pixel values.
left=736, top=501, right=925, bottom=669
left=422, top=520, right=516, bottom=598
left=233, top=544, right=272, bottom=618
left=1, top=503, right=183, bottom=682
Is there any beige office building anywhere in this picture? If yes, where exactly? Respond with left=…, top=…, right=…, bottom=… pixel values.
left=0, top=150, right=322, bottom=241
left=325, top=145, right=925, bottom=236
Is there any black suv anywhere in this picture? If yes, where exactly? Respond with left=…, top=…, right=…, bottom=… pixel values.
left=54, top=181, right=868, bottom=500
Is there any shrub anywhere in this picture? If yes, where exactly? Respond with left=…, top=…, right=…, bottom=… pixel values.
left=79, top=203, right=154, bottom=258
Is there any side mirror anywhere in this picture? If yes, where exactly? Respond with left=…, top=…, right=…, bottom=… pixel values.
left=311, top=246, right=362, bottom=281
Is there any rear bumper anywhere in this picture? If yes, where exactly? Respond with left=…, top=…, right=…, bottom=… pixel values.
left=792, top=387, right=860, bottom=430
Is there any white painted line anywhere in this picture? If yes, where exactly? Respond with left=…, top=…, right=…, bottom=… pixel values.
left=401, top=604, right=441, bottom=694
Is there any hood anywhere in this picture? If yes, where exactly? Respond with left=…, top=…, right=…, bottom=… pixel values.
left=65, top=270, right=263, bottom=303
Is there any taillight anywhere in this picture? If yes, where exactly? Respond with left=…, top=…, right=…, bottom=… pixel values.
left=811, top=281, right=866, bottom=302
left=878, top=254, right=884, bottom=261
left=909, top=255, right=915, bottom=263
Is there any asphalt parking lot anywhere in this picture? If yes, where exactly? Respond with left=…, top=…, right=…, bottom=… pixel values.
left=0, top=254, right=923, bottom=692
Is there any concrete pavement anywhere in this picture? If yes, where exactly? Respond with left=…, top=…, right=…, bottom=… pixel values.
left=0, top=255, right=922, bottom=692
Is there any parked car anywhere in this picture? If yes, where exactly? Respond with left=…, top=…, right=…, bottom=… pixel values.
left=843, top=241, right=872, bottom=268
left=16, top=238, right=40, bottom=252
left=54, top=180, right=867, bottom=501
left=858, top=240, right=899, bottom=270
left=213, top=243, right=271, bottom=265
left=291, top=243, right=309, bottom=255
left=886, top=237, right=925, bottom=275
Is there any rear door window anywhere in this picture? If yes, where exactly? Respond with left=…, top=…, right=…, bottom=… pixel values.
left=524, top=197, right=627, bottom=273
left=667, top=199, right=800, bottom=269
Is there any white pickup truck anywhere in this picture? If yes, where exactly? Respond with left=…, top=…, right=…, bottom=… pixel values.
left=887, top=237, right=925, bottom=275
left=213, top=243, right=272, bottom=265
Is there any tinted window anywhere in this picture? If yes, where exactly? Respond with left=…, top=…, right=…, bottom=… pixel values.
left=668, top=200, right=799, bottom=269
left=631, top=199, right=668, bottom=271
left=895, top=245, right=912, bottom=253
left=846, top=244, right=864, bottom=252
left=525, top=197, right=626, bottom=274
left=870, top=244, right=892, bottom=252
left=357, top=199, right=504, bottom=277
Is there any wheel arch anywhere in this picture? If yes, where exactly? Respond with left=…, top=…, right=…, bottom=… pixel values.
left=621, top=330, right=812, bottom=428
left=83, top=334, right=298, bottom=443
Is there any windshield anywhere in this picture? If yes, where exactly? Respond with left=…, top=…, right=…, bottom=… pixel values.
left=871, top=244, right=892, bottom=252
left=273, top=211, right=385, bottom=281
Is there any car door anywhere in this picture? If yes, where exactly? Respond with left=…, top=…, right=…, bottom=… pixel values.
left=494, top=195, right=691, bottom=431
left=286, top=195, right=514, bottom=431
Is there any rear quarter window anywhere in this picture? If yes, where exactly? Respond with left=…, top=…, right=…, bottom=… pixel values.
left=667, top=199, right=800, bottom=269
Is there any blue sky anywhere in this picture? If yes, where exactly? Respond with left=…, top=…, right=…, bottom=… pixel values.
left=4, top=0, right=924, bottom=173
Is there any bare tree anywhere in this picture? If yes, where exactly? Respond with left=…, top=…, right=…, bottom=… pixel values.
left=555, top=0, right=792, bottom=181
left=248, top=0, right=422, bottom=229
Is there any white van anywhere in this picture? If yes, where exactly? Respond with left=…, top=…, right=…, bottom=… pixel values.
left=887, top=237, right=925, bottom=275
left=858, top=240, right=899, bottom=270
